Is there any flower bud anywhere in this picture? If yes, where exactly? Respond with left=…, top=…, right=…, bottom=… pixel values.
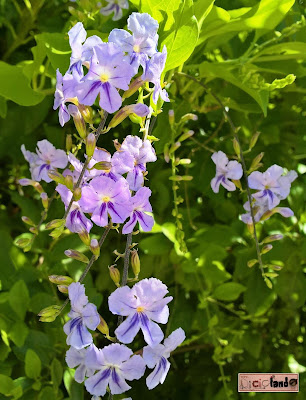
left=109, top=265, right=120, bottom=287
left=108, top=104, right=149, bottom=128
left=178, top=130, right=194, bottom=142
left=15, top=237, right=32, bottom=249
left=250, top=152, right=264, bottom=171
left=40, top=193, right=49, bottom=209
left=123, top=76, right=144, bottom=99
left=76, top=228, right=89, bottom=245
left=168, top=110, right=175, bottom=126
left=249, top=131, right=260, bottom=150
left=181, top=175, right=193, bottom=181
left=90, top=161, right=112, bottom=171
left=64, top=175, right=74, bottom=191
left=38, top=305, right=61, bottom=317
left=49, top=226, right=65, bottom=239
left=261, top=244, right=273, bottom=254
left=247, top=259, right=258, bottom=268
left=181, top=113, right=198, bottom=123
left=68, top=104, right=87, bottom=138
left=97, top=315, right=109, bottom=336
left=48, top=169, right=65, bottom=184
left=269, top=264, right=283, bottom=271
left=164, top=143, right=170, bottom=163
left=177, top=158, right=191, bottom=166
left=66, top=134, right=72, bottom=152
left=29, top=226, right=38, bottom=234
left=264, top=277, right=273, bottom=289
left=232, top=179, right=242, bottom=190
left=86, top=133, right=96, bottom=158
left=22, top=216, right=35, bottom=226
left=262, top=234, right=283, bottom=244
left=113, top=139, right=121, bottom=151
left=33, top=182, right=44, bottom=194
left=233, top=138, right=240, bottom=158
left=90, top=239, right=100, bottom=258
left=73, top=187, right=82, bottom=201
left=39, top=315, right=58, bottom=323
left=64, top=249, right=89, bottom=263
left=19, top=178, right=35, bottom=187
left=169, top=142, right=181, bottom=154
left=131, top=250, right=140, bottom=278
left=49, top=275, right=74, bottom=285
left=57, top=285, right=69, bottom=294
left=78, top=104, right=93, bottom=124
left=264, top=272, right=279, bottom=278
left=45, top=219, right=65, bottom=230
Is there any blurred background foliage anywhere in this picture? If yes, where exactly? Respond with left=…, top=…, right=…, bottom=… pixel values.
left=0, top=0, right=305, bottom=399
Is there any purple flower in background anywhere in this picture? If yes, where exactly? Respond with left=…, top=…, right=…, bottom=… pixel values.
left=53, top=70, right=80, bottom=126
left=66, top=345, right=96, bottom=383
left=241, top=199, right=294, bottom=225
left=100, top=0, right=129, bottom=21
left=122, top=187, right=154, bottom=234
left=63, top=283, right=100, bottom=349
left=142, top=46, right=169, bottom=104
left=85, top=343, right=145, bottom=396
left=68, top=22, right=103, bottom=78
left=77, top=42, right=134, bottom=113
left=56, top=183, right=93, bottom=233
left=108, top=278, right=173, bottom=346
left=143, top=328, right=185, bottom=390
left=79, top=175, right=132, bottom=227
left=118, top=135, right=157, bottom=191
left=109, top=13, right=159, bottom=74
left=248, top=165, right=296, bottom=210
left=210, top=151, right=243, bottom=193
left=21, top=140, right=68, bottom=183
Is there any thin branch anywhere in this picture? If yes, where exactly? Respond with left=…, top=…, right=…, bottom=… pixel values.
left=177, top=72, right=264, bottom=275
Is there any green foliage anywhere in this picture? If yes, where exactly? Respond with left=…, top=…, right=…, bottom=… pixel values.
left=0, top=0, right=306, bottom=399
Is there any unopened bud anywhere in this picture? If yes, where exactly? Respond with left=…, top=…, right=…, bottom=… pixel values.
left=57, top=285, right=69, bottom=294
left=108, top=104, right=149, bottom=128
left=68, top=104, right=87, bottom=138
left=177, top=158, right=191, bottom=166
left=90, top=239, right=100, bottom=257
left=261, top=244, right=273, bottom=254
left=49, top=275, right=74, bottom=285
left=19, top=178, right=35, bottom=187
left=48, top=169, right=65, bottom=184
left=181, top=113, right=198, bottom=123
left=181, top=175, right=193, bottom=181
left=250, top=152, right=264, bottom=171
left=45, top=219, right=65, bottom=230
left=33, top=182, right=44, bottom=194
left=249, top=131, right=260, bottom=150
left=169, top=142, right=181, bottom=154
left=131, top=250, right=140, bottom=278
left=262, top=234, right=283, bottom=244
left=49, top=226, right=65, bottom=239
left=91, top=161, right=112, bottom=171
left=113, top=139, right=121, bottom=151
left=247, top=259, right=258, bottom=268
left=264, top=277, right=273, bottom=289
left=265, top=272, right=279, bottom=278
left=73, top=187, right=82, bottom=201
left=233, top=138, right=240, bottom=158
left=109, top=265, right=120, bottom=287
left=38, top=305, right=61, bottom=317
left=78, top=104, right=93, bottom=124
left=97, top=315, right=109, bottom=336
left=66, top=134, right=72, bottom=152
left=269, top=264, right=283, bottom=271
left=39, top=315, right=58, bottom=322
left=169, top=175, right=183, bottom=181
left=64, top=249, right=89, bottom=263
left=22, top=216, right=35, bottom=226
left=164, top=143, right=170, bottom=163
left=40, top=193, right=49, bottom=209
left=29, top=226, right=38, bottom=234
left=64, top=175, right=74, bottom=191
left=168, top=110, right=175, bottom=126
left=232, top=179, right=242, bottom=190
left=15, top=237, right=32, bottom=249
left=123, top=76, right=144, bottom=99
left=86, top=133, right=96, bottom=158
left=178, top=130, right=194, bottom=142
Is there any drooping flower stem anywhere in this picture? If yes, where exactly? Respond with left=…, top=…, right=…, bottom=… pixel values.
left=177, top=72, right=264, bottom=276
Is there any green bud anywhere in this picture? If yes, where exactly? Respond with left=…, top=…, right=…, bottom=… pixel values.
left=90, top=239, right=100, bottom=257
left=261, top=244, right=273, bottom=254
left=90, top=161, right=112, bottom=171
left=169, top=175, right=183, bottom=181
left=47, top=169, right=65, bottom=184
left=178, top=130, right=194, bottom=142
left=79, top=104, right=94, bottom=124
left=97, top=315, right=109, bottom=336
left=249, top=131, right=260, bottom=150
left=38, top=305, right=61, bottom=317
left=78, top=229, right=91, bottom=246
left=168, top=110, right=175, bottom=126
left=57, top=285, right=69, bottom=294
left=49, top=275, right=74, bottom=285
left=262, top=234, right=283, bottom=244
left=22, top=216, right=35, bottom=226
left=269, top=264, right=283, bottom=271
left=108, top=105, right=144, bottom=128
left=250, top=152, right=264, bottom=171
left=73, top=187, right=82, bottom=201
left=40, top=193, right=49, bottom=209
left=164, top=143, right=170, bottom=163
left=64, top=249, right=89, bottom=263
left=39, top=315, right=58, bottom=322
left=180, top=113, right=198, bottom=123
left=70, top=105, right=87, bottom=138
left=64, top=175, right=74, bottom=191
left=49, top=226, right=65, bottom=239
left=264, top=272, right=279, bottom=278
left=123, top=76, right=144, bottom=99
left=29, top=226, right=38, bottom=234
left=181, top=176, right=193, bottom=181
left=233, top=138, right=240, bottom=158
left=264, top=277, right=273, bottom=289
left=86, top=133, right=96, bottom=158
left=247, top=259, right=258, bottom=268
left=131, top=250, right=140, bottom=278
left=169, top=142, right=181, bottom=154
left=109, top=265, right=120, bottom=287
left=177, top=158, right=191, bottom=166
left=33, top=182, right=44, bottom=194
left=66, top=134, right=72, bottom=152
left=45, top=219, right=65, bottom=230
left=15, top=237, right=32, bottom=249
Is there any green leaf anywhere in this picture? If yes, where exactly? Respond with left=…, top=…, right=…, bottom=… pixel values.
left=38, top=387, right=57, bottom=400
left=25, top=349, right=41, bottom=380
left=136, top=0, right=182, bottom=30
left=213, top=282, right=246, bottom=301
left=253, top=42, right=306, bottom=62
left=0, top=96, right=7, bottom=118
left=38, top=33, right=71, bottom=74
left=0, top=62, right=44, bottom=106
left=51, top=358, right=63, bottom=388
left=244, top=269, right=276, bottom=315
left=9, top=321, right=29, bottom=347
left=194, top=0, right=215, bottom=29
left=9, top=280, right=30, bottom=320
left=0, top=374, right=15, bottom=395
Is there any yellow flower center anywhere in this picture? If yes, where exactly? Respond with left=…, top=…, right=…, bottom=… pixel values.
left=133, top=44, right=140, bottom=53
left=102, top=196, right=110, bottom=203
left=136, top=306, right=145, bottom=313
left=100, top=73, right=109, bottom=83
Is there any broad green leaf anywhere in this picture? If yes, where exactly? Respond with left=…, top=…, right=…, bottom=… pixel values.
left=51, top=358, right=63, bottom=388
left=38, top=387, right=57, bottom=400
left=194, top=0, right=215, bottom=29
left=38, top=32, right=71, bottom=74
left=134, top=0, right=182, bottom=30
left=25, top=349, right=41, bottom=380
left=0, top=96, right=7, bottom=118
left=253, top=42, right=306, bottom=62
left=9, top=321, right=29, bottom=347
left=244, top=269, right=276, bottom=315
left=0, top=62, right=44, bottom=106
left=9, top=280, right=30, bottom=320
left=0, top=374, right=14, bottom=395
left=213, top=282, right=246, bottom=301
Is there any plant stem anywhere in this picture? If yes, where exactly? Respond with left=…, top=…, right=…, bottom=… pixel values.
left=177, top=72, right=264, bottom=275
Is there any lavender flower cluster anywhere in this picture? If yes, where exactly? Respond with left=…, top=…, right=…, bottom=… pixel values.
left=210, top=150, right=297, bottom=225
left=65, top=280, right=185, bottom=397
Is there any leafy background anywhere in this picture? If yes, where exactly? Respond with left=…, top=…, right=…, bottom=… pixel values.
left=0, top=0, right=305, bottom=399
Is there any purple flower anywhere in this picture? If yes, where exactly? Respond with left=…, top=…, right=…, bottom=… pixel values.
left=142, top=46, right=169, bottom=104
left=122, top=187, right=154, bottom=234
left=63, top=283, right=100, bottom=349
left=109, top=13, right=159, bottom=74
left=100, top=0, right=129, bottom=21
left=143, top=328, right=185, bottom=390
left=108, top=278, right=173, bottom=346
left=241, top=199, right=294, bottom=224
left=22, top=140, right=68, bottom=183
left=66, top=345, right=96, bottom=383
left=210, top=151, right=243, bottom=193
left=56, top=184, right=93, bottom=233
left=79, top=175, right=132, bottom=227
left=85, top=343, right=145, bottom=396
left=248, top=165, right=297, bottom=210
left=77, top=42, right=134, bottom=113
left=117, top=135, right=157, bottom=191
left=53, top=70, right=80, bottom=126
left=68, top=22, right=103, bottom=78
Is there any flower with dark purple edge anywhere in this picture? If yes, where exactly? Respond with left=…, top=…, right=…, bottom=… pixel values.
left=122, top=187, right=154, bottom=234
left=248, top=165, right=297, bottom=210
left=63, top=282, right=100, bottom=349
left=210, top=151, right=243, bottom=193
left=117, top=135, right=157, bottom=191
left=56, top=183, right=93, bottom=233
left=68, top=22, right=103, bottom=78
left=108, top=278, right=173, bottom=346
left=79, top=175, right=132, bottom=227
left=85, top=343, right=145, bottom=396
left=143, top=328, right=185, bottom=390
left=77, top=42, right=134, bottom=113
left=109, top=13, right=159, bottom=74
left=22, top=140, right=68, bottom=183
left=100, top=0, right=129, bottom=21
left=66, top=345, right=96, bottom=383
left=141, top=46, right=169, bottom=104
